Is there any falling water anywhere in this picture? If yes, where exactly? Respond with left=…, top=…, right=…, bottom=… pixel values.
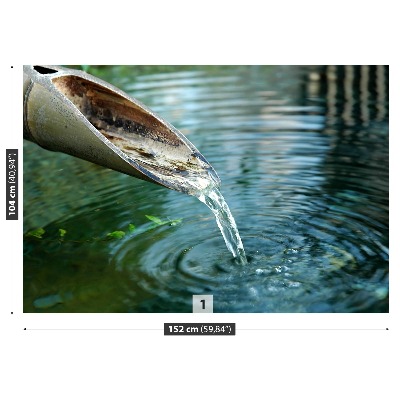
left=196, top=185, right=247, bottom=265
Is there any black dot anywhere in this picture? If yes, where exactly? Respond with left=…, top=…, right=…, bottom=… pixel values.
left=11, top=66, right=13, bottom=68
left=11, top=312, right=13, bottom=314
left=24, top=328, right=26, bottom=330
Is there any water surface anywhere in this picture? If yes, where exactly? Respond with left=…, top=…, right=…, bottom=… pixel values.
left=24, top=65, right=389, bottom=312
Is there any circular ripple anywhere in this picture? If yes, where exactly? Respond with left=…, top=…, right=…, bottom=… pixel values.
left=109, top=204, right=388, bottom=313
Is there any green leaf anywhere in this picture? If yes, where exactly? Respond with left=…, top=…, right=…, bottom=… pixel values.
left=106, top=231, right=126, bottom=239
left=27, top=228, right=45, bottom=239
left=145, top=215, right=163, bottom=225
left=59, top=229, right=67, bottom=237
left=128, top=224, right=136, bottom=232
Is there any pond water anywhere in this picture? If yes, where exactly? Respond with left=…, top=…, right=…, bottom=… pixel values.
left=23, top=65, right=388, bottom=313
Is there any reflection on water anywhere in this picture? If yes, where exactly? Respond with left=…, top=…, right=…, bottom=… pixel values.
left=24, top=65, right=388, bottom=313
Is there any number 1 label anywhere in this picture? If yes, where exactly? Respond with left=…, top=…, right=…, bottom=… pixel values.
left=193, top=295, right=213, bottom=313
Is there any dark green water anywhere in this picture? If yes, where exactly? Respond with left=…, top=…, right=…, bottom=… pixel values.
left=24, top=65, right=388, bottom=312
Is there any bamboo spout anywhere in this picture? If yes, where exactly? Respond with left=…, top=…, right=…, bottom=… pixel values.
left=23, top=65, right=220, bottom=194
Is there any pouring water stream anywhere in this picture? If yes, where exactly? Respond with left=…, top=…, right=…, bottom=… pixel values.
left=197, top=186, right=247, bottom=265
left=184, top=175, right=247, bottom=265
